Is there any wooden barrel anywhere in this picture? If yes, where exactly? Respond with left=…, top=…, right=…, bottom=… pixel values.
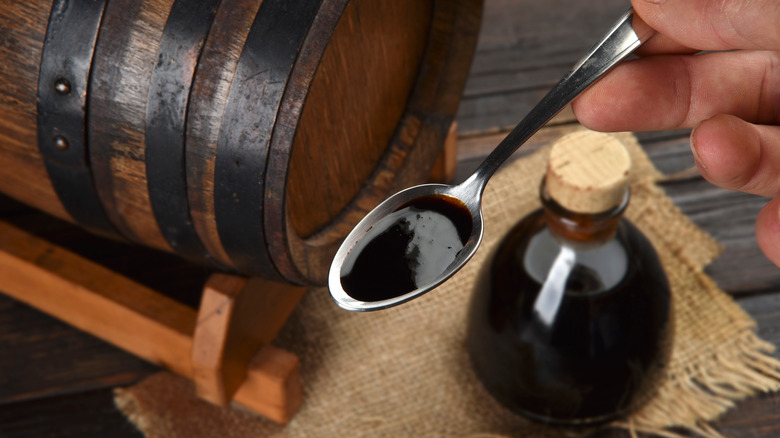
left=0, top=0, right=482, bottom=285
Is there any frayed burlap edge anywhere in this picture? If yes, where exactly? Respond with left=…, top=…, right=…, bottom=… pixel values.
left=606, top=132, right=780, bottom=438
left=614, top=331, right=780, bottom=438
left=115, top=390, right=146, bottom=431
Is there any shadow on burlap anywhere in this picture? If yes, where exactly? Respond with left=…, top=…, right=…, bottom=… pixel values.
left=115, top=130, right=780, bottom=438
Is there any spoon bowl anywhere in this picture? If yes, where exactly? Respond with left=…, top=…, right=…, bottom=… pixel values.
left=329, top=182, right=485, bottom=311
left=328, top=9, right=655, bottom=311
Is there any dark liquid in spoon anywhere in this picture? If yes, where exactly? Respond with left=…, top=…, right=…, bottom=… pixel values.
left=340, top=195, right=472, bottom=302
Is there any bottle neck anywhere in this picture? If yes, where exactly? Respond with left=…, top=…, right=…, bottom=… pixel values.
left=540, top=180, right=629, bottom=248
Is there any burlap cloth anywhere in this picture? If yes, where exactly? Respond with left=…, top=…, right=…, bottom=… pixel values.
left=115, top=130, right=780, bottom=438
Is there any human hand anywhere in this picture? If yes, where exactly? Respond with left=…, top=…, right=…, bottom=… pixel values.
left=571, top=0, right=780, bottom=267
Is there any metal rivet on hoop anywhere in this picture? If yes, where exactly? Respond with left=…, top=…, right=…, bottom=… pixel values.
left=53, top=135, right=69, bottom=151
left=54, top=77, right=71, bottom=95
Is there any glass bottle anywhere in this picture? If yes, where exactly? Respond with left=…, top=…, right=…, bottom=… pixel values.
left=466, top=131, right=673, bottom=425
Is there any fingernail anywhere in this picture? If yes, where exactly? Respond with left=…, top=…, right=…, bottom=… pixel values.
left=690, top=127, right=706, bottom=169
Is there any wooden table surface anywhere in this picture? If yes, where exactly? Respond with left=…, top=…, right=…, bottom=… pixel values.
left=1, top=0, right=779, bottom=436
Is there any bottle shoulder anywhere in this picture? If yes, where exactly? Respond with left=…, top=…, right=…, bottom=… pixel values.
left=491, top=208, right=668, bottom=298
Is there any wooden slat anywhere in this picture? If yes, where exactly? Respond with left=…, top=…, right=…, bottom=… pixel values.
left=0, top=219, right=301, bottom=423
left=456, top=0, right=629, bottom=134
left=0, top=294, right=155, bottom=404
left=0, top=388, right=143, bottom=438
left=0, top=220, right=196, bottom=377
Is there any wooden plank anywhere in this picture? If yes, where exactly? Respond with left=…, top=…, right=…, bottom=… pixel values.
left=0, top=388, right=143, bottom=438
left=666, top=181, right=777, bottom=294
left=0, top=294, right=155, bottom=404
left=455, top=0, right=629, bottom=134
left=453, top=119, right=582, bottom=182
left=714, top=393, right=780, bottom=438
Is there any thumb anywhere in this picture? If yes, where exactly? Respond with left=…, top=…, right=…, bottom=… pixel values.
left=633, top=0, right=780, bottom=51
left=756, top=197, right=780, bottom=269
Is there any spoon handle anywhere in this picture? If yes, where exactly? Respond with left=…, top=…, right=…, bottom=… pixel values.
left=463, top=9, right=655, bottom=196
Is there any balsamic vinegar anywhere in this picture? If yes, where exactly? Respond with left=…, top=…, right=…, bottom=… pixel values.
left=467, top=210, right=672, bottom=423
left=466, top=131, right=673, bottom=424
left=340, top=195, right=472, bottom=302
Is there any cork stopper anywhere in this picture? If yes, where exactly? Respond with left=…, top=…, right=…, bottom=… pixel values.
left=546, top=131, right=631, bottom=214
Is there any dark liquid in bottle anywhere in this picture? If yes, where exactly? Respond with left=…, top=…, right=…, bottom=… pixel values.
left=467, top=209, right=672, bottom=424
left=340, top=195, right=472, bottom=302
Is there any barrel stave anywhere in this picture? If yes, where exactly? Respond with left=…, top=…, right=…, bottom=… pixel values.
left=88, top=0, right=174, bottom=250
left=0, top=1, right=67, bottom=221
left=0, top=0, right=482, bottom=286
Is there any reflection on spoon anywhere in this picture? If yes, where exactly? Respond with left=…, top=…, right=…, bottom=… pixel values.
left=340, top=195, right=472, bottom=303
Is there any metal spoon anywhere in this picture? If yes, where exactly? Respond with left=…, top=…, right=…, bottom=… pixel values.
left=329, top=9, right=655, bottom=311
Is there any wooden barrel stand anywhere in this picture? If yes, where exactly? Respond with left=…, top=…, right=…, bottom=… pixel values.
left=0, top=218, right=306, bottom=423
left=0, top=125, right=457, bottom=424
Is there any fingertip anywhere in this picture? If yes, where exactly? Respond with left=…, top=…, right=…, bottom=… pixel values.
left=571, top=61, right=658, bottom=132
left=571, top=89, right=610, bottom=132
left=756, top=197, right=780, bottom=269
left=631, top=0, right=668, bottom=33
left=631, top=0, right=708, bottom=51
left=690, top=115, right=761, bottom=190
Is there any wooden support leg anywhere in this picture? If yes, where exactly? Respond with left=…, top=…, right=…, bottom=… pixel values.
left=233, top=344, right=302, bottom=423
left=192, top=273, right=305, bottom=410
left=0, top=220, right=304, bottom=424
left=429, top=122, right=458, bottom=183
